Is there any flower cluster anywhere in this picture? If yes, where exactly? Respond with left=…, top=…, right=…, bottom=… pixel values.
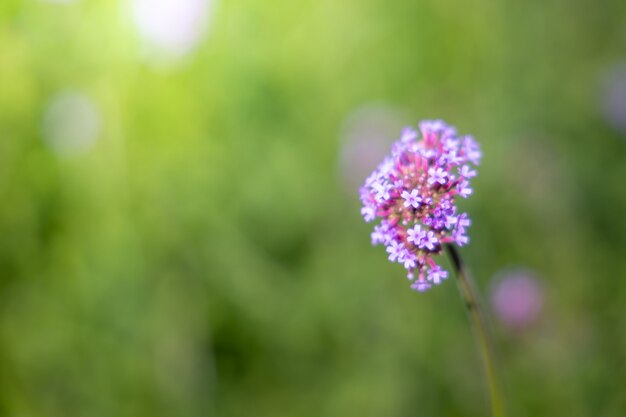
left=360, top=120, right=481, bottom=292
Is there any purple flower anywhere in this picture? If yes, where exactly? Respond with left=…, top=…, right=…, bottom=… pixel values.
left=445, top=215, right=458, bottom=229
left=459, top=165, right=477, bottom=178
left=402, top=252, right=417, bottom=269
left=361, top=206, right=375, bottom=222
left=411, top=279, right=432, bottom=292
left=457, top=213, right=471, bottom=231
left=439, top=198, right=454, bottom=214
left=430, top=215, right=446, bottom=231
left=447, top=150, right=465, bottom=165
left=407, top=225, right=425, bottom=245
left=386, top=240, right=404, bottom=262
left=457, top=180, right=473, bottom=198
left=372, top=181, right=391, bottom=202
left=428, top=167, right=448, bottom=185
left=462, top=135, right=482, bottom=165
left=432, top=201, right=455, bottom=231
left=453, top=228, right=469, bottom=246
left=371, top=222, right=392, bottom=245
left=427, top=265, right=448, bottom=285
left=401, top=127, right=418, bottom=143
left=359, top=120, right=481, bottom=292
left=402, top=189, right=422, bottom=209
left=420, top=148, right=436, bottom=159
left=442, top=137, right=460, bottom=151
left=420, top=231, right=439, bottom=251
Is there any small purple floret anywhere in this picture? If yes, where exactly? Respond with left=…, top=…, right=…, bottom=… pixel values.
left=406, top=225, right=424, bottom=245
left=457, top=180, right=473, bottom=198
left=386, top=240, right=404, bottom=262
left=428, top=265, right=448, bottom=285
left=411, top=279, right=432, bottom=292
left=428, top=167, right=448, bottom=185
left=402, top=189, right=422, bottom=209
left=401, top=127, right=418, bottom=143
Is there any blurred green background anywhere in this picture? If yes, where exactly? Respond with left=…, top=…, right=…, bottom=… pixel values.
left=1, top=0, right=626, bottom=416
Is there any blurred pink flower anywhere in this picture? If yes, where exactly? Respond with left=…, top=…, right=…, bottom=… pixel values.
left=600, top=64, right=626, bottom=137
left=490, top=269, right=544, bottom=330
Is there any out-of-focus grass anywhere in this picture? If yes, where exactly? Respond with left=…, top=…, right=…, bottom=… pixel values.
left=1, top=0, right=626, bottom=416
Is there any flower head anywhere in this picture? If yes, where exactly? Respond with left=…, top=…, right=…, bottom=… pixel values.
left=359, top=120, right=481, bottom=292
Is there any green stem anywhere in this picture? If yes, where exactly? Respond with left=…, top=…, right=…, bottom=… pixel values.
left=445, top=244, right=505, bottom=417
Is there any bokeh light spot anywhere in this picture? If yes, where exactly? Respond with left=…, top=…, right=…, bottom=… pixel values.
left=41, top=91, right=101, bottom=156
left=130, top=0, right=213, bottom=60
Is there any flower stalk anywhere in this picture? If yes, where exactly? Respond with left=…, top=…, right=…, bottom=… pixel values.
left=446, top=243, right=504, bottom=417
